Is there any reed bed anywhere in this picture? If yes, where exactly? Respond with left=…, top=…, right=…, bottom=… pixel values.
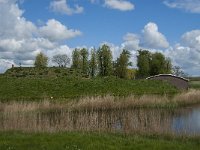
left=0, top=105, right=174, bottom=134
left=0, top=90, right=200, bottom=134
left=70, top=89, right=200, bottom=110
left=0, top=89, right=200, bottom=112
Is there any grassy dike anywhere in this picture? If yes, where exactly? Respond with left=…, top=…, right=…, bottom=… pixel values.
left=0, top=132, right=200, bottom=150
left=0, top=76, right=178, bottom=101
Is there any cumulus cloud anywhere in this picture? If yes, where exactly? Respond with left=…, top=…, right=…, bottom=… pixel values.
left=50, top=0, right=84, bottom=15
left=181, top=30, right=200, bottom=50
left=39, top=19, right=82, bottom=42
left=104, top=0, right=134, bottom=11
left=165, top=30, right=200, bottom=76
left=0, top=0, right=36, bottom=39
left=121, top=22, right=169, bottom=50
left=121, top=33, right=140, bottom=50
left=164, top=0, right=200, bottom=13
left=0, top=0, right=82, bottom=72
left=141, top=22, right=169, bottom=49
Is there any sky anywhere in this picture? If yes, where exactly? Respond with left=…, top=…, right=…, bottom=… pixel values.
left=0, top=0, right=200, bottom=76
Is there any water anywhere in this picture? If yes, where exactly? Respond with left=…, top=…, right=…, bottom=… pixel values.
left=0, top=104, right=200, bottom=135
left=172, top=106, right=200, bottom=135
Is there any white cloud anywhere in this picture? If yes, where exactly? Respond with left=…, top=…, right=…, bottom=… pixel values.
left=0, top=0, right=82, bottom=73
left=39, top=19, right=82, bottom=42
left=141, top=22, right=169, bottom=49
left=104, top=0, right=134, bottom=11
left=0, top=59, right=15, bottom=73
left=50, top=0, right=84, bottom=15
left=121, top=33, right=140, bottom=50
left=165, top=30, right=200, bottom=76
left=121, top=22, right=169, bottom=50
left=181, top=30, right=200, bottom=50
left=164, top=0, right=200, bottom=13
left=0, top=0, right=37, bottom=39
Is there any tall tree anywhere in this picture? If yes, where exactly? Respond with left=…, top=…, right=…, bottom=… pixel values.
left=150, top=52, right=166, bottom=75
left=71, top=48, right=81, bottom=69
left=150, top=52, right=172, bottom=75
left=137, top=50, right=151, bottom=78
left=89, top=48, right=97, bottom=77
left=80, top=48, right=89, bottom=75
left=34, top=52, right=48, bottom=68
left=115, top=49, right=132, bottom=78
left=97, top=47, right=103, bottom=76
left=97, top=44, right=113, bottom=76
left=137, top=50, right=172, bottom=78
left=165, top=57, right=172, bottom=74
left=52, top=54, right=70, bottom=67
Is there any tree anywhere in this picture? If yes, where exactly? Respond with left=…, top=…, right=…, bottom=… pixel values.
left=115, top=49, right=132, bottom=78
left=172, top=66, right=188, bottom=77
left=71, top=48, right=81, bottom=69
left=97, top=44, right=113, bottom=76
left=34, top=52, right=48, bottom=68
left=150, top=52, right=165, bottom=75
left=89, top=48, right=97, bottom=77
left=80, top=48, right=89, bottom=75
left=150, top=52, right=172, bottom=75
left=136, top=50, right=151, bottom=78
left=165, top=57, right=172, bottom=74
left=52, top=54, right=70, bottom=67
left=136, top=50, right=172, bottom=78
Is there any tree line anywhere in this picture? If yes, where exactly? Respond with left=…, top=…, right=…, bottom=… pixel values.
left=34, top=44, right=181, bottom=79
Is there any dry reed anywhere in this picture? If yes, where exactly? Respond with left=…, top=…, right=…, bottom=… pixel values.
left=70, top=89, right=200, bottom=110
left=0, top=90, right=200, bottom=134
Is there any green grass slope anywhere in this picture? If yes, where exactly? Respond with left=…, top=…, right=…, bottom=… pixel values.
left=0, top=76, right=178, bottom=101
left=0, top=132, right=199, bottom=150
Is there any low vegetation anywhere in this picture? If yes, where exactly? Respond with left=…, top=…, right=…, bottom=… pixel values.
left=0, top=75, right=178, bottom=101
left=0, top=132, right=199, bottom=150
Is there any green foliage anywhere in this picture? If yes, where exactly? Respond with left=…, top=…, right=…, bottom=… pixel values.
left=150, top=52, right=171, bottom=75
left=80, top=48, right=89, bottom=75
left=89, top=49, right=97, bottom=77
left=97, top=44, right=113, bottom=76
left=137, top=50, right=151, bottom=78
left=189, top=78, right=200, bottom=89
left=126, top=69, right=136, bottom=79
left=137, top=50, right=172, bottom=78
left=72, top=48, right=81, bottom=69
left=0, top=76, right=178, bottom=101
left=34, top=52, right=48, bottom=68
left=115, top=49, right=132, bottom=78
left=0, top=132, right=199, bottom=150
left=4, top=67, right=84, bottom=78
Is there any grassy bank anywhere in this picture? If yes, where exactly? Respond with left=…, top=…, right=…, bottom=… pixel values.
left=0, top=76, right=178, bottom=101
left=0, top=132, right=199, bottom=150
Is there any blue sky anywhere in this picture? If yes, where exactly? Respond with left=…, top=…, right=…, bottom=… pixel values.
left=0, top=0, right=200, bottom=75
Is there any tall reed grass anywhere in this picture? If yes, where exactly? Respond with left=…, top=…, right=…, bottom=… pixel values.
left=70, top=89, right=200, bottom=110
left=0, top=90, right=200, bottom=135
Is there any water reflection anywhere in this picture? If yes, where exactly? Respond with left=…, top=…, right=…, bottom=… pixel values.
left=0, top=105, right=200, bottom=135
left=172, top=106, right=200, bottom=135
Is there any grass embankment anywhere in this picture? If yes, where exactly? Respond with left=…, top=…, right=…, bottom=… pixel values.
left=0, top=76, right=178, bottom=101
left=0, top=132, right=199, bottom=150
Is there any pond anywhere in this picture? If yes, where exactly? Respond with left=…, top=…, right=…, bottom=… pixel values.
left=0, top=104, right=200, bottom=135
